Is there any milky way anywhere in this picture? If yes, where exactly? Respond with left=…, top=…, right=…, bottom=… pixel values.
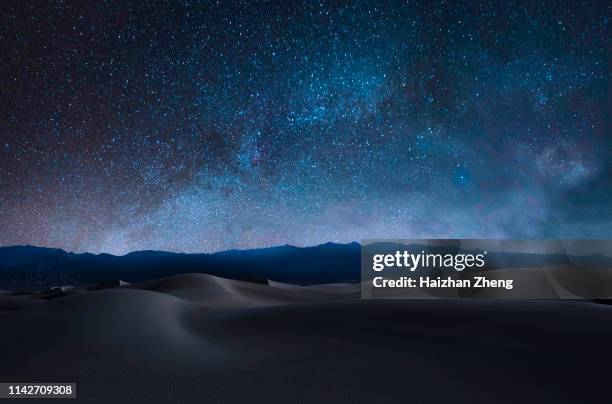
left=1, top=1, right=610, bottom=254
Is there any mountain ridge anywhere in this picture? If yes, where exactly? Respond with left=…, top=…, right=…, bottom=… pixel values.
left=0, top=242, right=362, bottom=289
left=1, top=242, right=610, bottom=290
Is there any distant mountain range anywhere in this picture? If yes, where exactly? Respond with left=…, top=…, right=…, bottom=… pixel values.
left=0, top=242, right=610, bottom=290
left=0, top=243, right=361, bottom=289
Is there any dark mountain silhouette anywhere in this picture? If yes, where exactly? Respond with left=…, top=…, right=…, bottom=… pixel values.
left=0, top=242, right=610, bottom=290
left=0, top=242, right=361, bottom=289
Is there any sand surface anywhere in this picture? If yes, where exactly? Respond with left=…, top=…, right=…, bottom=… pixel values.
left=1, top=273, right=611, bottom=403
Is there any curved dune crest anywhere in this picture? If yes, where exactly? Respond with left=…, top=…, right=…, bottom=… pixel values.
left=128, top=273, right=354, bottom=308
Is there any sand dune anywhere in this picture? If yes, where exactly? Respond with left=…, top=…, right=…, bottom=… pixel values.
left=129, top=273, right=357, bottom=308
left=0, top=294, right=40, bottom=313
left=0, top=274, right=611, bottom=403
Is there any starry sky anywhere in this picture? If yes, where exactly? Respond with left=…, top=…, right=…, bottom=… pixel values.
left=1, top=0, right=610, bottom=255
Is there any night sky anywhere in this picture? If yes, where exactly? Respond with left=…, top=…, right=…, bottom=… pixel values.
left=1, top=1, right=610, bottom=254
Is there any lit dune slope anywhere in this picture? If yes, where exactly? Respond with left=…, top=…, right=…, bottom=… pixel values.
left=0, top=274, right=611, bottom=403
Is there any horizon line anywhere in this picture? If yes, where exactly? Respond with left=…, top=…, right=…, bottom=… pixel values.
left=0, top=241, right=363, bottom=257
